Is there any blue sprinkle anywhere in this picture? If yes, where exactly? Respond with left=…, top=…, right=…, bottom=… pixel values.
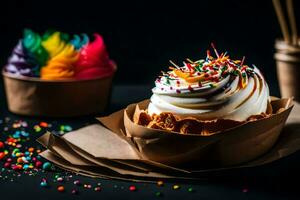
left=21, top=131, right=29, bottom=137
left=23, top=164, right=29, bottom=170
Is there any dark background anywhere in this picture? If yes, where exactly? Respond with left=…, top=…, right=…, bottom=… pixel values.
left=0, top=0, right=299, bottom=96
left=0, top=1, right=300, bottom=199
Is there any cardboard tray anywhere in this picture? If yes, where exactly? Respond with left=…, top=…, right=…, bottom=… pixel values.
left=2, top=70, right=113, bottom=117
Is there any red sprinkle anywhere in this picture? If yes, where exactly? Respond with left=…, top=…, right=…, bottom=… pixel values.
left=0, top=141, right=4, bottom=148
left=12, top=164, right=22, bottom=171
left=0, top=152, right=5, bottom=160
left=7, top=138, right=16, bottom=143
left=4, top=162, right=11, bottom=168
left=176, top=89, right=181, bottom=94
left=39, top=122, right=48, bottom=128
left=186, top=62, right=193, bottom=71
left=35, top=161, right=43, bottom=168
left=129, top=186, right=136, bottom=191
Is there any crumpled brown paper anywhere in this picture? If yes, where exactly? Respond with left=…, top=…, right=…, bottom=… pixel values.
left=38, top=98, right=300, bottom=181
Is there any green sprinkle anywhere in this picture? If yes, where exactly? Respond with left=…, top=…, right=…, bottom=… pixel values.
left=155, top=191, right=162, bottom=197
left=209, top=83, right=215, bottom=88
left=242, top=73, right=246, bottom=77
left=34, top=125, right=41, bottom=132
left=188, top=187, right=194, bottom=192
left=60, top=125, right=73, bottom=132
left=195, top=65, right=202, bottom=72
left=165, top=77, right=176, bottom=81
left=166, top=78, right=170, bottom=85
left=233, top=70, right=239, bottom=76
left=197, top=59, right=205, bottom=64
left=222, top=66, right=228, bottom=71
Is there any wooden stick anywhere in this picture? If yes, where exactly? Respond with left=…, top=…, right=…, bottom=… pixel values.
left=272, top=0, right=291, bottom=43
left=169, top=60, right=180, bottom=69
left=186, top=58, right=194, bottom=63
left=286, top=0, right=298, bottom=45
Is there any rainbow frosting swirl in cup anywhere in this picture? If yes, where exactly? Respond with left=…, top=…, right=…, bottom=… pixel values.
left=148, top=45, right=270, bottom=121
left=5, top=29, right=115, bottom=80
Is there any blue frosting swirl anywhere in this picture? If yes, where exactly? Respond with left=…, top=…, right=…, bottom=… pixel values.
left=70, top=34, right=89, bottom=50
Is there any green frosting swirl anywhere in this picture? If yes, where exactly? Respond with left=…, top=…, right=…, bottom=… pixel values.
left=22, top=29, right=48, bottom=66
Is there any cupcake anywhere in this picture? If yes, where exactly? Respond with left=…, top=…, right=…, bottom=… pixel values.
left=135, top=44, right=271, bottom=134
left=122, top=44, right=293, bottom=166
left=3, top=29, right=116, bottom=117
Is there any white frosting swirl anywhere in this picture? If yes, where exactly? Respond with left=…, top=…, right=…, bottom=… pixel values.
left=148, top=56, right=270, bottom=121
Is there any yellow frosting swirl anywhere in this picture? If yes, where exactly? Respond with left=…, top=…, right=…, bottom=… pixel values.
left=41, top=32, right=78, bottom=80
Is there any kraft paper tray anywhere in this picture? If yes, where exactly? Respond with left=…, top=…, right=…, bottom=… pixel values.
left=2, top=70, right=114, bottom=117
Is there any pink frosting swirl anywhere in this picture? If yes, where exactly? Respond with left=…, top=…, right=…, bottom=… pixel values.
left=75, top=34, right=115, bottom=79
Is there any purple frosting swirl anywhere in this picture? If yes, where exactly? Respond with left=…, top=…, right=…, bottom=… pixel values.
left=5, top=40, right=39, bottom=77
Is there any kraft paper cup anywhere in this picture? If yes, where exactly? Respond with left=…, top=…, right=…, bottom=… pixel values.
left=2, top=70, right=114, bottom=117
left=275, top=40, right=300, bottom=101
left=123, top=98, right=293, bottom=166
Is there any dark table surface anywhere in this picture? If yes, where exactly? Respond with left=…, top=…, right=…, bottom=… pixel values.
left=0, top=84, right=300, bottom=200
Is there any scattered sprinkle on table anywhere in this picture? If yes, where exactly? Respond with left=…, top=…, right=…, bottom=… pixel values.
left=155, top=191, right=162, bottom=197
left=157, top=180, right=164, bottom=187
left=129, top=185, right=136, bottom=191
left=57, top=185, right=65, bottom=192
left=173, top=185, right=180, bottom=190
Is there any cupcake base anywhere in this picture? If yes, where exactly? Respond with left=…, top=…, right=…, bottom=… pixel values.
left=123, top=98, right=293, bottom=166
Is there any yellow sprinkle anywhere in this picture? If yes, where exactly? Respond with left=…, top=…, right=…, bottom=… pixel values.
left=173, top=185, right=180, bottom=190
left=157, top=181, right=164, bottom=187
